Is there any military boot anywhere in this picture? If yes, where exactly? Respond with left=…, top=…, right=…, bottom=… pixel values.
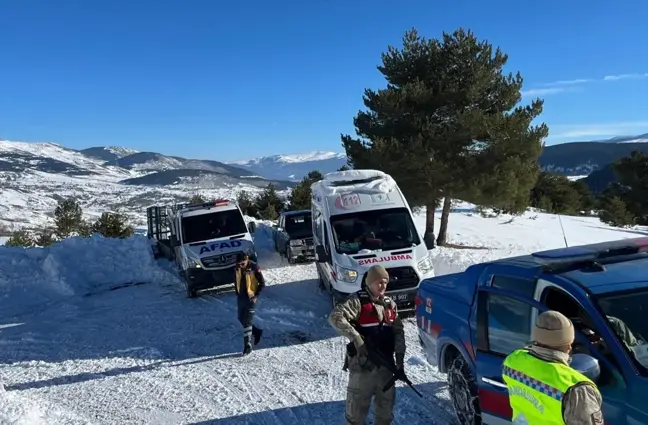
left=252, top=326, right=263, bottom=345
left=242, top=336, right=252, bottom=356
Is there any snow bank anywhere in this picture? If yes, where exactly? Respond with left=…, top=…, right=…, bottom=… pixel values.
left=414, top=205, right=648, bottom=276
left=0, top=385, right=49, bottom=425
left=0, top=234, right=169, bottom=316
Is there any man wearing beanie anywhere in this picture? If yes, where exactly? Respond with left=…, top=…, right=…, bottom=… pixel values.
left=328, top=264, right=406, bottom=425
left=502, top=310, right=603, bottom=424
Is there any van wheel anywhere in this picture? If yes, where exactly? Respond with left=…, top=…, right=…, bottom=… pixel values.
left=183, top=272, right=196, bottom=298
left=447, top=354, right=482, bottom=425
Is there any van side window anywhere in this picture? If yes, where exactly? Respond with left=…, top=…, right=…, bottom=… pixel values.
left=312, top=208, right=321, bottom=241
left=323, top=222, right=330, bottom=254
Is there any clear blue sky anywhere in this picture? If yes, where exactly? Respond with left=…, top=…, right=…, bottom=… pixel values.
left=1, top=0, right=647, bottom=162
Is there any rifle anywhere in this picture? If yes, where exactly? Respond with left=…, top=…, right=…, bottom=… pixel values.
left=348, top=339, right=423, bottom=398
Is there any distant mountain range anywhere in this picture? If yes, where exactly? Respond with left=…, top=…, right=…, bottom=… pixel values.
left=1, top=132, right=647, bottom=230
left=228, top=133, right=648, bottom=180
left=0, top=142, right=293, bottom=231
left=227, top=151, right=347, bottom=181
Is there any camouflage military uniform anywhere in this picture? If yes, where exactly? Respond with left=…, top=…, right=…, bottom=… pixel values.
left=328, top=286, right=406, bottom=425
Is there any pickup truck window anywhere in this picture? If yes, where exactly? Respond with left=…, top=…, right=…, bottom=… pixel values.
left=596, top=289, right=648, bottom=375
left=486, top=292, right=539, bottom=355
left=330, top=207, right=420, bottom=254
left=491, top=275, right=536, bottom=299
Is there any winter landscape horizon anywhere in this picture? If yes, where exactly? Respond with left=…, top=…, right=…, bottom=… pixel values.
left=2, top=0, right=647, bottom=422
left=1, top=131, right=647, bottom=235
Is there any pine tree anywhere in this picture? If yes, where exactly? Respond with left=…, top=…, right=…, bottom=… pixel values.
left=54, top=198, right=84, bottom=238
left=92, top=212, right=135, bottom=238
left=255, top=184, right=284, bottom=219
left=34, top=230, right=56, bottom=246
left=5, top=230, right=34, bottom=247
left=306, top=170, right=324, bottom=181
left=189, top=194, right=206, bottom=204
left=236, top=190, right=259, bottom=217
left=598, top=196, right=635, bottom=227
left=342, top=28, right=547, bottom=247
left=288, top=170, right=323, bottom=211
left=530, top=172, right=584, bottom=215
left=605, top=151, right=648, bottom=224
left=338, top=165, right=350, bottom=171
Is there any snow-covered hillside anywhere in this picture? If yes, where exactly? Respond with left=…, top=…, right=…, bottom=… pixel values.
left=1, top=205, right=646, bottom=424
left=228, top=151, right=347, bottom=181
left=0, top=140, right=288, bottom=232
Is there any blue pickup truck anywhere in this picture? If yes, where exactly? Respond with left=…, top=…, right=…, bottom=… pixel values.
left=415, top=237, right=648, bottom=425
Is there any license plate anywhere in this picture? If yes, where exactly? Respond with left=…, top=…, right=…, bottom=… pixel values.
left=396, top=293, right=409, bottom=301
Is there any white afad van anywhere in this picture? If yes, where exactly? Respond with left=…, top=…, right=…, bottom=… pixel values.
left=310, top=169, right=434, bottom=311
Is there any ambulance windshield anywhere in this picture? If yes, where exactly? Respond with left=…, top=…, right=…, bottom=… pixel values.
left=330, top=207, right=420, bottom=254
left=182, top=210, right=248, bottom=244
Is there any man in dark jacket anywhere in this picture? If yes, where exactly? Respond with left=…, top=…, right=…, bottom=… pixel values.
left=234, top=252, right=265, bottom=355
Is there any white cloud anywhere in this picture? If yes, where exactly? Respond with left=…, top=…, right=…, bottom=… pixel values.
left=521, top=87, right=568, bottom=97
left=544, top=78, right=592, bottom=86
left=603, top=73, right=648, bottom=81
left=549, top=121, right=648, bottom=139
left=522, top=72, right=647, bottom=97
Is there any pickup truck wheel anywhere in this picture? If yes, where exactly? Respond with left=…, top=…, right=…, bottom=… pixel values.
left=447, top=355, right=482, bottom=425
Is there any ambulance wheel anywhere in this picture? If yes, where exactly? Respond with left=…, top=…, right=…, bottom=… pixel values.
left=447, top=354, right=482, bottom=425
left=183, top=272, right=197, bottom=298
left=316, top=268, right=326, bottom=291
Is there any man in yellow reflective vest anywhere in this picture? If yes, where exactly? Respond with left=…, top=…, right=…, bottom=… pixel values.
left=502, top=310, right=604, bottom=425
left=234, top=252, right=265, bottom=356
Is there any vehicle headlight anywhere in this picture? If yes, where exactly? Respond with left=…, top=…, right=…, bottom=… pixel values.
left=336, top=265, right=358, bottom=283
left=417, top=255, right=433, bottom=274
left=188, top=258, right=202, bottom=268
left=290, top=239, right=304, bottom=246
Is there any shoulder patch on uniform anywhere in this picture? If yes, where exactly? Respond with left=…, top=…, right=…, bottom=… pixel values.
left=591, top=410, right=603, bottom=424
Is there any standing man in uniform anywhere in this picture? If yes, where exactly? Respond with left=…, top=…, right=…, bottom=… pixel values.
left=502, top=310, right=604, bottom=425
left=234, top=252, right=265, bottom=356
left=328, top=264, right=406, bottom=425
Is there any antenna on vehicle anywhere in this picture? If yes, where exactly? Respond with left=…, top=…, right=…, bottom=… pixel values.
left=557, top=214, right=569, bottom=248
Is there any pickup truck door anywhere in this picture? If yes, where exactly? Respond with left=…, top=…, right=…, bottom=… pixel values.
left=475, top=279, right=632, bottom=425
left=535, top=282, right=646, bottom=425
left=473, top=283, right=549, bottom=425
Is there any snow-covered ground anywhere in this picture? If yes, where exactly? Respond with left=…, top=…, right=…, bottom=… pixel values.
left=1, top=205, right=646, bottom=424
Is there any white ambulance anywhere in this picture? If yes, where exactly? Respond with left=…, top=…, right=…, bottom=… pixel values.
left=310, top=169, right=435, bottom=311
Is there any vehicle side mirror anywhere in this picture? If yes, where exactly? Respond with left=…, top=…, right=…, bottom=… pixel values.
left=570, top=353, right=601, bottom=383
left=247, top=222, right=257, bottom=233
left=316, top=245, right=329, bottom=263
left=170, top=235, right=178, bottom=247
